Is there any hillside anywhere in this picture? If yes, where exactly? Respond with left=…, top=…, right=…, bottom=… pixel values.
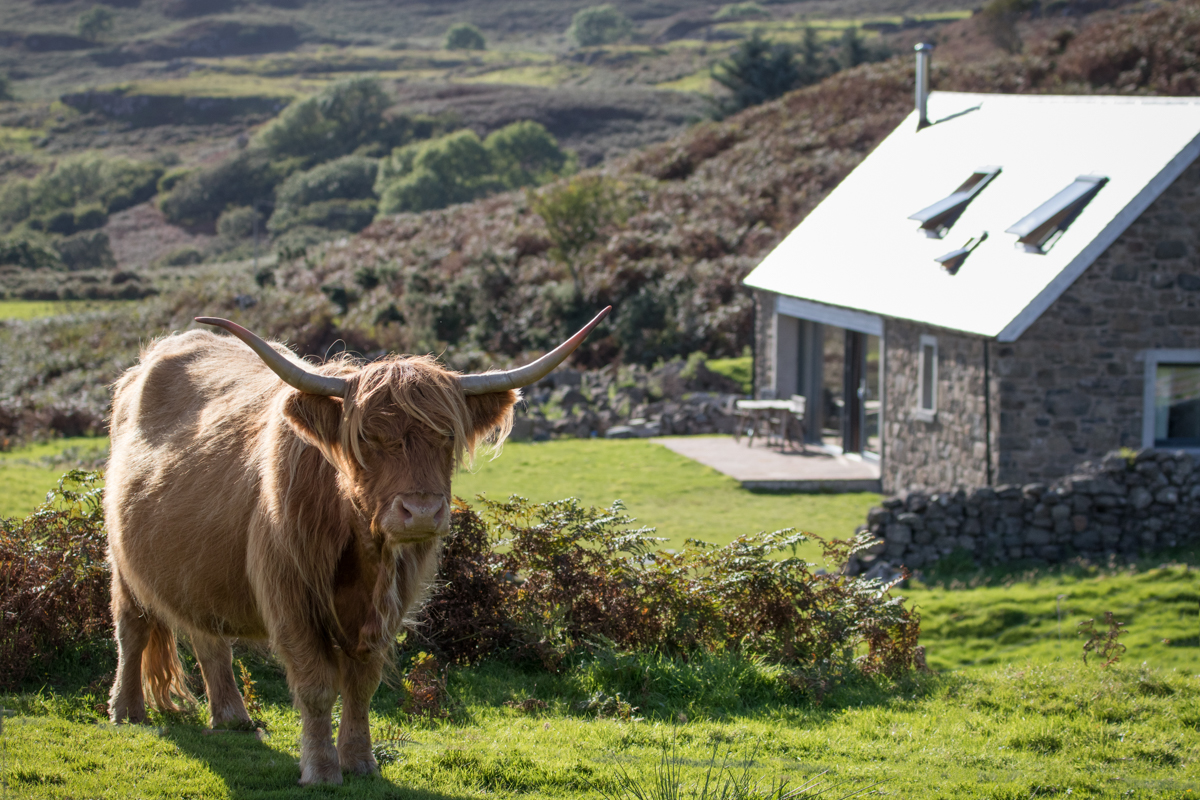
left=2, top=0, right=1200, bottom=439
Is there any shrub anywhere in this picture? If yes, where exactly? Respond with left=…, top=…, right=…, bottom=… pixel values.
left=274, top=155, right=379, bottom=209
left=255, top=77, right=396, bottom=165
left=0, top=470, right=110, bottom=690
left=77, top=5, right=115, bottom=42
left=268, top=198, right=377, bottom=236
left=155, top=245, right=204, bottom=267
left=568, top=5, right=634, bottom=47
left=217, top=205, right=263, bottom=240
left=419, top=497, right=920, bottom=690
left=156, top=166, right=193, bottom=195
left=485, top=121, right=571, bottom=189
left=53, top=230, right=116, bottom=271
left=0, top=235, right=62, bottom=270
left=376, top=129, right=498, bottom=214
left=445, top=22, right=486, bottom=51
left=0, top=153, right=161, bottom=230
left=158, top=149, right=282, bottom=226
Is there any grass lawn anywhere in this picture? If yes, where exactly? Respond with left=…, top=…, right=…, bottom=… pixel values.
left=3, top=440, right=1197, bottom=799
left=0, top=439, right=875, bottom=563
left=0, top=437, right=108, bottom=519
left=455, top=439, right=879, bottom=561
left=3, top=647, right=1197, bottom=799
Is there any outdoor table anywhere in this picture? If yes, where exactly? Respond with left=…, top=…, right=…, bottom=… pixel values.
left=732, top=399, right=805, bottom=450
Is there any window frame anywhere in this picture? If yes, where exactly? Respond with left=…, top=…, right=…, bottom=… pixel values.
left=1142, top=348, right=1200, bottom=452
left=916, top=334, right=938, bottom=422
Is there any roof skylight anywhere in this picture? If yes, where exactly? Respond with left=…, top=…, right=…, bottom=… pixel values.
left=908, top=166, right=1001, bottom=239
left=1006, top=174, right=1108, bottom=254
left=935, top=231, right=988, bottom=275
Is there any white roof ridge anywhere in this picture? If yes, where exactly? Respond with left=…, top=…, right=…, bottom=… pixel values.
left=929, top=91, right=1200, bottom=106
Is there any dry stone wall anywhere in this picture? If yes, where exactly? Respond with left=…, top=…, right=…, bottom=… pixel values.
left=863, top=448, right=1200, bottom=570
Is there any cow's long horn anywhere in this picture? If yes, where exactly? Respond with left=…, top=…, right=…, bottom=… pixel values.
left=195, top=317, right=348, bottom=398
left=458, top=306, right=612, bottom=396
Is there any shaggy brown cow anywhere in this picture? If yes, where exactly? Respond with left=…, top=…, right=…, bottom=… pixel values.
left=105, top=308, right=609, bottom=785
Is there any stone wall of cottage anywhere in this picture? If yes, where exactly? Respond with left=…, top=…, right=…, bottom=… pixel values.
left=995, top=158, right=1200, bottom=483
left=881, top=319, right=999, bottom=494
left=862, top=448, right=1200, bottom=570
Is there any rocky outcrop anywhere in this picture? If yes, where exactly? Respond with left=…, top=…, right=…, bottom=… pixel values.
left=512, top=358, right=743, bottom=441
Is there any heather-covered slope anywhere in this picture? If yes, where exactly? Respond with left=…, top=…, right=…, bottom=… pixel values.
left=3, top=0, right=1200, bottom=438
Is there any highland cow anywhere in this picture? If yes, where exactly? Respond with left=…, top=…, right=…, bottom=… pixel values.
left=105, top=308, right=609, bottom=785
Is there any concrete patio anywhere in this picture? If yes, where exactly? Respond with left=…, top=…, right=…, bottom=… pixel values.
left=653, top=435, right=881, bottom=492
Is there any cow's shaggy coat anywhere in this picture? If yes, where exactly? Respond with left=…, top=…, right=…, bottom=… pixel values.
left=106, top=329, right=517, bottom=784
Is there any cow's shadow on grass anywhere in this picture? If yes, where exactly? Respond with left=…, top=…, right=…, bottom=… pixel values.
left=160, top=724, right=470, bottom=800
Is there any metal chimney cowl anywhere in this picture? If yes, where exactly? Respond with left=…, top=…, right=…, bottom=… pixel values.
left=915, top=42, right=933, bottom=130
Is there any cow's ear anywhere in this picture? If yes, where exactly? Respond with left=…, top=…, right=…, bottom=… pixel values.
left=465, top=389, right=520, bottom=442
left=283, top=391, right=344, bottom=456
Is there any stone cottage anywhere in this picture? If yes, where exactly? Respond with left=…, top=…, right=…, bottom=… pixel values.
left=743, top=78, right=1200, bottom=495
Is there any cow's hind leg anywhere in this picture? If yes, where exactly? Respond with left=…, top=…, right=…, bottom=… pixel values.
left=192, top=632, right=252, bottom=729
left=336, top=652, right=383, bottom=776
left=109, top=571, right=151, bottom=723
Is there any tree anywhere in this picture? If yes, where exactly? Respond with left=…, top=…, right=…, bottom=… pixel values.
left=0, top=73, right=13, bottom=103
left=77, top=6, right=115, bottom=42
left=979, top=0, right=1035, bottom=54
left=839, top=27, right=866, bottom=69
left=530, top=175, right=627, bottom=297
left=445, top=22, right=486, bottom=51
left=567, top=5, right=634, bottom=47
left=711, top=32, right=806, bottom=113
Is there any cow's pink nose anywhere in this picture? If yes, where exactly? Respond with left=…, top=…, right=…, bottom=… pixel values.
left=398, top=494, right=447, bottom=533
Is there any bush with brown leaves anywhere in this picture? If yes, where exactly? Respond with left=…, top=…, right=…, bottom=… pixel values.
left=417, top=496, right=921, bottom=689
left=0, top=470, right=110, bottom=690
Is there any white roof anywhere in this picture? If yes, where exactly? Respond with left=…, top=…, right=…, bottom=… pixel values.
left=743, top=92, right=1200, bottom=341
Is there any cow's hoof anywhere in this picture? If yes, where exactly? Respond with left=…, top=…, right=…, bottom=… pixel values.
left=299, top=757, right=343, bottom=786
left=340, top=753, right=379, bottom=776
left=109, top=704, right=146, bottom=724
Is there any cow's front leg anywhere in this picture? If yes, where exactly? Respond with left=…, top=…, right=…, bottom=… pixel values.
left=336, top=652, right=383, bottom=776
left=277, top=633, right=342, bottom=785
left=295, top=680, right=341, bottom=785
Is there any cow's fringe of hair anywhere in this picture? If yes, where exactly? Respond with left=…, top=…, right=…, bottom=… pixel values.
left=338, top=355, right=491, bottom=470
left=142, top=622, right=196, bottom=713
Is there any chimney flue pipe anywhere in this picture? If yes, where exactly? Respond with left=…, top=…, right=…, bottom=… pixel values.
left=915, top=42, right=933, bottom=129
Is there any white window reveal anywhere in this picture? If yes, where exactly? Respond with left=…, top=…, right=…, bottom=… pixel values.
left=1143, top=349, right=1200, bottom=450
left=917, top=334, right=938, bottom=421
left=1006, top=174, right=1108, bottom=254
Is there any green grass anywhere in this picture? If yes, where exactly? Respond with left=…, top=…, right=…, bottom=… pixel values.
left=456, top=439, right=878, bottom=560
left=0, top=300, right=122, bottom=321
left=2, top=652, right=1196, bottom=799
left=0, top=437, right=108, bottom=519
left=909, top=561, right=1200, bottom=674
left=704, top=355, right=752, bottom=394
